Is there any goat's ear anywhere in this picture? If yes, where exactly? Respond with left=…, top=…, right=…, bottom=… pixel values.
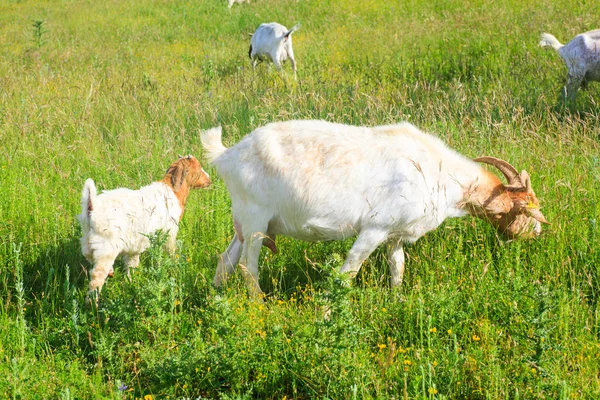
left=169, top=162, right=188, bottom=192
left=528, top=207, right=549, bottom=224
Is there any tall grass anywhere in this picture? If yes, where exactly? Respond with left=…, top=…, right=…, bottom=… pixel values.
left=0, top=0, right=599, bottom=398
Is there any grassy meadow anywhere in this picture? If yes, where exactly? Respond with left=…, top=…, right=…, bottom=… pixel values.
left=1, top=0, right=600, bottom=398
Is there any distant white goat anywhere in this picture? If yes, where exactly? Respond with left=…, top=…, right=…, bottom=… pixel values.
left=79, top=155, right=211, bottom=303
left=540, top=30, right=600, bottom=100
left=201, top=120, right=548, bottom=296
left=228, top=0, right=249, bottom=8
left=249, top=22, right=299, bottom=78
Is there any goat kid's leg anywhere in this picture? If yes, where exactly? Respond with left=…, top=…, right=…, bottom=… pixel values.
left=339, top=229, right=388, bottom=281
left=214, top=233, right=243, bottom=287
left=387, top=240, right=406, bottom=287
left=86, top=253, right=118, bottom=305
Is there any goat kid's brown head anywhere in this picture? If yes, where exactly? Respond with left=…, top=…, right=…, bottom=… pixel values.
left=474, top=157, right=548, bottom=239
left=165, top=155, right=211, bottom=192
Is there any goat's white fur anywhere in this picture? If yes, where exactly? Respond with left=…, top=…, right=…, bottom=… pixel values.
left=79, top=156, right=210, bottom=303
left=540, top=30, right=600, bottom=100
left=201, top=120, right=546, bottom=296
left=249, top=22, right=299, bottom=78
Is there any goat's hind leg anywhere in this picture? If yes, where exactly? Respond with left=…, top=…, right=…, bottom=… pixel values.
left=565, top=71, right=584, bottom=101
left=238, top=214, right=271, bottom=297
left=214, top=233, right=243, bottom=287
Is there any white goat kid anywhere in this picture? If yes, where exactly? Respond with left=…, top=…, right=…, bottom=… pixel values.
left=79, top=155, right=211, bottom=303
left=249, top=22, right=299, bottom=78
left=540, top=30, right=600, bottom=100
left=201, top=120, right=548, bottom=297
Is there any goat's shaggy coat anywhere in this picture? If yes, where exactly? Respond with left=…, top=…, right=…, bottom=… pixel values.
left=249, top=22, right=299, bottom=77
left=79, top=156, right=211, bottom=303
left=201, top=120, right=547, bottom=296
left=540, top=30, right=600, bottom=100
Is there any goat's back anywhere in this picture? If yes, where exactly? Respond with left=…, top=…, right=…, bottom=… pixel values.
left=211, top=120, right=474, bottom=241
left=251, top=23, right=289, bottom=50
left=559, top=30, right=600, bottom=76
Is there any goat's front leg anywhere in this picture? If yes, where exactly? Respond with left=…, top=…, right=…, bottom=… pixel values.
left=386, top=240, right=406, bottom=287
left=122, top=254, right=140, bottom=280
left=339, top=229, right=388, bottom=281
left=86, top=253, right=118, bottom=305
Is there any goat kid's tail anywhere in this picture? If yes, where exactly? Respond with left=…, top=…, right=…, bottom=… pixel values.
left=201, top=127, right=228, bottom=164
left=284, top=24, right=300, bottom=39
left=79, top=178, right=97, bottom=228
left=540, top=33, right=563, bottom=51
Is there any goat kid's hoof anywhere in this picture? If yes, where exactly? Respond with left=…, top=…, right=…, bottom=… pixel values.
left=85, top=291, right=100, bottom=308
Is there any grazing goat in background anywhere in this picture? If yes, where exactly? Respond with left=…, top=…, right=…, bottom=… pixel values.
left=540, top=30, right=600, bottom=100
left=249, top=22, right=300, bottom=78
left=201, top=120, right=548, bottom=297
left=228, top=0, right=249, bottom=8
left=79, top=155, right=211, bottom=304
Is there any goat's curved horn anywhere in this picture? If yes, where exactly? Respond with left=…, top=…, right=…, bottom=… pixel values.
left=474, top=156, right=521, bottom=187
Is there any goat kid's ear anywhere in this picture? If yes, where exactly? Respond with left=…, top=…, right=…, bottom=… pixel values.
left=170, top=163, right=188, bottom=192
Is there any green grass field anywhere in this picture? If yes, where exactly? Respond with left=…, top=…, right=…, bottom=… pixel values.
left=1, top=0, right=599, bottom=398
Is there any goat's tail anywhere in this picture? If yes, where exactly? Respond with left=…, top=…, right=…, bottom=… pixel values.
left=79, top=178, right=97, bottom=228
left=201, top=126, right=228, bottom=164
left=248, top=44, right=253, bottom=59
left=284, top=24, right=300, bottom=39
left=540, top=33, right=563, bottom=51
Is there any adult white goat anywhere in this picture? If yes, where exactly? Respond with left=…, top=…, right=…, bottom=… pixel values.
left=79, top=155, right=211, bottom=304
left=540, top=30, right=600, bottom=100
left=249, top=22, right=299, bottom=78
left=201, top=120, right=548, bottom=296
